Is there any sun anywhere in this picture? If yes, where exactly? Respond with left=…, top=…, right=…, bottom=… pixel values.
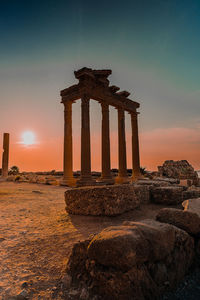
left=21, top=131, right=36, bottom=146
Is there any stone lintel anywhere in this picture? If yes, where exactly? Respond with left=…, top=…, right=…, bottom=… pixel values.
left=117, top=91, right=131, bottom=98
left=60, top=68, right=140, bottom=112
left=60, top=84, right=79, bottom=96
left=109, top=85, right=120, bottom=93
left=74, top=67, right=112, bottom=80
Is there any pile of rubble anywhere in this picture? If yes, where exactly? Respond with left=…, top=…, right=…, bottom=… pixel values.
left=158, top=160, right=199, bottom=185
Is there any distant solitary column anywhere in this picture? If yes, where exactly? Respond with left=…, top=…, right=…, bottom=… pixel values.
left=62, top=101, right=76, bottom=186
left=131, top=113, right=141, bottom=180
left=77, top=95, right=95, bottom=186
left=116, top=109, right=129, bottom=183
left=2, top=133, right=9, bottom=178
left=100, top=103, right=114, bottom=184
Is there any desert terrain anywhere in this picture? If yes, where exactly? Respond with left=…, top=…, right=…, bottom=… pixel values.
left=0, top=181, right=175, bottom=299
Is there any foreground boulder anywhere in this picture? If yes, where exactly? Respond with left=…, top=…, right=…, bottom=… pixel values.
left=150, top=186, right=184, bottom=205
left=156, top=208, right=200, bottom=236
left=65, top=185, right=142, bottom=216
left=65, top=220, right=194, bottom=299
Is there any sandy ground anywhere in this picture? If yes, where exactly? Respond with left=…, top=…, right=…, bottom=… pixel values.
left=0, top=181, right=177, bottom=299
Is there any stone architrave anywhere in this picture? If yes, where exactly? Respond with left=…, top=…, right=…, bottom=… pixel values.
left=77, top=95, right=95, bottom=186
left=115, top=108, right=129, bottom=184
left=2, top=133, right=9, bottom=178
left=131, top=112, right=141, bottom=180
left=62, top=101, right=76, bottom=186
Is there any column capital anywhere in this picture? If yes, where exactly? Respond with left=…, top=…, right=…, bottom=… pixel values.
left=81, top=94, right=90, bottom=103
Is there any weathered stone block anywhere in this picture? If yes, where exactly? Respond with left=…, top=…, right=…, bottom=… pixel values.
left=132, top=184, right=150, bottom=204
left=66, top=219, right=194, bottom=300
left=65, top=184, right=141, bottom=216
left=151, top=186, right=184, bottom=205
left=156, top=208, right=200, bottom=236
left=182, top=189, right=200, bottom=200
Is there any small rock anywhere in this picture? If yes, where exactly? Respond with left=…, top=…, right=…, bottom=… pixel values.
left=21, top=282, right=28, bottom=289
left=32, top=190, right=43, bottom=194
left=62, top=274, right=72, bottom=288
left=80, top=287, right=89, bottom=299
left=69, top=289, right=79, bottom=296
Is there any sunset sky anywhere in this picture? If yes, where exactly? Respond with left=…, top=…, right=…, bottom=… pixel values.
left=1, top=0, right=200, bottom=171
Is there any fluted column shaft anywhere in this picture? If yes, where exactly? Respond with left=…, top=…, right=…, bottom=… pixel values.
left=77, top=95, right=95, bottom=186
left=63, top=101, right=76, bottom=186
left=2, top=133, right=9, bottom=178
left=116, top=108, right=128, bottom=183
left=101, top=103, right=112, bottom=181
left=131, top=113, right=141, bottom=180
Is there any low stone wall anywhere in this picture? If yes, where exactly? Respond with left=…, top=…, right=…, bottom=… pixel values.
left=64, top=219, right=195, bottom=299
left=65, top=183, right=200, bottom=216
left=65, top=184, right=143, bottom=216
left=150, top=186, right=184, bottom=205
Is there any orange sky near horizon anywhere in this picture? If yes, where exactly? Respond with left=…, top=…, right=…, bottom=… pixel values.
left=1, top=122, right=200, bottom=172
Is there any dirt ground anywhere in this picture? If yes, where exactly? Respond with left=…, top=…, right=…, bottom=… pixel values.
left=0, top=181, right=177, bottom=299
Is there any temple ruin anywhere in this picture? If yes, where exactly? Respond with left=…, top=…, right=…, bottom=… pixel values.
left=60, top=67, right=141, bottom=186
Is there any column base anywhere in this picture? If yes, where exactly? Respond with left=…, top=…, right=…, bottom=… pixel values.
left=130, top=173, right=142, bottom=182
left=60, top=177, right=77, bottom=187
left=97, top=177, right=115, bottom=185
left=115, top=176, right=130, bottom=184
left=76, top=176, right=96, bottom=187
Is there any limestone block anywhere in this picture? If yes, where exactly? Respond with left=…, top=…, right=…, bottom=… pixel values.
left=156, top=208, right=200, bottom=236
left=182, top=189, right=200, bottom=200
left=150, top=186, right=184, bottom=205
left=65, top=184, right=141, bottom=216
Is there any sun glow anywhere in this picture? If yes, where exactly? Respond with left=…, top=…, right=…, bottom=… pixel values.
left=21, top=131, right=36, bottom=146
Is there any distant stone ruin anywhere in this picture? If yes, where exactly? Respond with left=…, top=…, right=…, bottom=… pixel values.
left=60, top=67, right=141, bottom=187
left=158, top=160, right=199, bottom=184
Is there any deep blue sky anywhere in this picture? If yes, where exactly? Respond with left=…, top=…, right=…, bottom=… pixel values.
left=1, top=0, right=200, bottom=170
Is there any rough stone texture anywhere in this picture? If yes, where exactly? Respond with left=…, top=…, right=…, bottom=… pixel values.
left=66, top=219, right=194, bottom=300
left=65, top=184, right=141, bottom=216
left=151, top=186, right=184, bottom=205
left=158, top=160, right=198, bottom=183
left=136, top=179, right=170, bottom=187
left=153, top=177, right=180, bottom=184
left=156, top=208, right=200, bottom=236
left=182, top=198, right=200, bottom=217
left=182, top=189, right=200, bottom=200
left=132, top=184, right=150, bottom=204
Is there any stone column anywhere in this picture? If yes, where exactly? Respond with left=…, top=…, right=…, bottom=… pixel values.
left=2, top=133, right=9, bottom=178
left=99, top=103, right=114, bottom=184
left=62, top=101, right=76, bottom=186
left=131, top=112, right=141, bottom=180
left=77, top=95, right=95, bottom=186
left=115, top=109, right=129, bottom=184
